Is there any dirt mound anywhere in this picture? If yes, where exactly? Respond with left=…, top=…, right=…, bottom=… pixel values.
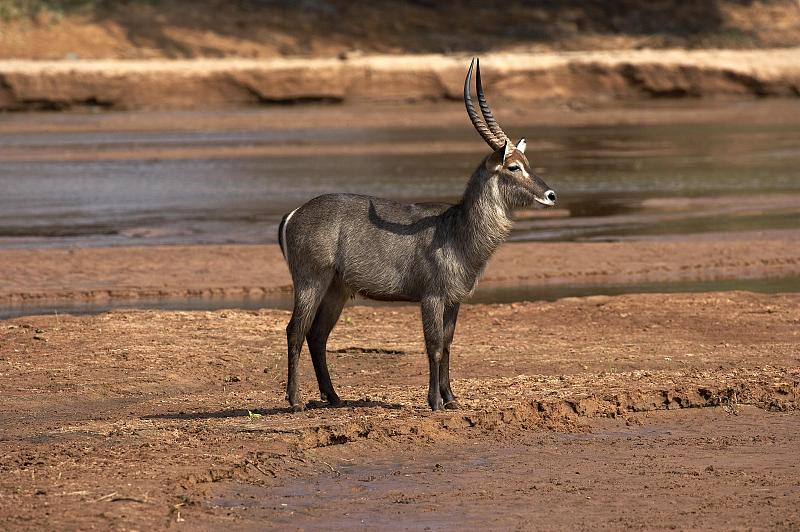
left=2, top=0, right=800, bottom=60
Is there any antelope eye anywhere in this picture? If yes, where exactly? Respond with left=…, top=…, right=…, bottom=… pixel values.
left=507, top=164, right=520, bottom=172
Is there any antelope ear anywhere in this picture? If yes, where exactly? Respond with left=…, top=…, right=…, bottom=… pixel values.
left=516, top=138, right=527, bottom=153
left=486, top=141, right=508, bottom=170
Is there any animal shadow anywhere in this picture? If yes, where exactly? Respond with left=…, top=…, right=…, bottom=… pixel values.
left=142, top=398, right=402, bottom=421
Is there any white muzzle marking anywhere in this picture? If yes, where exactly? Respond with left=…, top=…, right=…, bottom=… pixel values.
left=534, top=190, right=557, bottom=206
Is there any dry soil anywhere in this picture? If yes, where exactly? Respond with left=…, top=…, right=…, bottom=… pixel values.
left=1, top=291, right=798, bottom=529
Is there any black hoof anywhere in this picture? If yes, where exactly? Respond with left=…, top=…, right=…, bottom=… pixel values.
left=321, top=392, right=342, bottom=406
left=444, top=400, right=461, bottom=410
left=428, top=397, right=445, bottom=411
left=288, top=403, right=304, bottom=413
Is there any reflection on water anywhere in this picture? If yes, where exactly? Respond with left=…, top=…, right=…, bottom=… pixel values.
left=2, top=276, right=796, bottom=320
left=0, top=102, right=799, bottom=248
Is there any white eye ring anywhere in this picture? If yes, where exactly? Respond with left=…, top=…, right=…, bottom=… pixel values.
left=507, top=165, right=520, bottom=172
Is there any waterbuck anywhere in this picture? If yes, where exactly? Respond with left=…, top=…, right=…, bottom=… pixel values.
left=278, top=58, right=557, bottom=411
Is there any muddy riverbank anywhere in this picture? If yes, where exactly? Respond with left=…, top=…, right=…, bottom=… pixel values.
left=1, top=232, right=799, bottom=308
left=1, top=48, right=800, bottom=111
left=0, top=292, right=798, bottom=529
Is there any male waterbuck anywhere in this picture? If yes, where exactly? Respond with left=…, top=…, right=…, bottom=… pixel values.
left=278, top=58, right=557, bottom=411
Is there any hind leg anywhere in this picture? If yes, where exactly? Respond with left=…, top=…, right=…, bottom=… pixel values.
left=439, top=303, right=460, bottom=409
left=307, top=278, right=349, bottom=405
left=286, top=273, right=332, bottom=411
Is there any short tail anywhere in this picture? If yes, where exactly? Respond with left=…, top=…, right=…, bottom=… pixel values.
left=278, top=207, right=299, bottom=261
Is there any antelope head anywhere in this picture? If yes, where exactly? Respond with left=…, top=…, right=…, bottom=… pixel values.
left=464, top=58, right=557, bottom=209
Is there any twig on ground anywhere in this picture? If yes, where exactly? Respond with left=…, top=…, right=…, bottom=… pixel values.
left=93, top=491, right=118, bottom=502
left=111, top=496, right=149, bottom=504
left=321, top=461, right=339, bottom=476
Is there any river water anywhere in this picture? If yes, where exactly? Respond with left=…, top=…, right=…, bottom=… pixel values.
left=1, top=101, right=799, bottom=249
left=0, top=101, right=798, bottom=316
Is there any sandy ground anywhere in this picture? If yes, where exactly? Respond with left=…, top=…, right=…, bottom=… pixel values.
left=0, top=291, right=798, bottom=529
left=1, top=232, right=799, bottom=304
left=2, top=48, right=800, bottom=111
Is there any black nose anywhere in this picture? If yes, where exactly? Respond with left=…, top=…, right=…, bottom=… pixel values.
left=546, top=190, right=557, bottom=203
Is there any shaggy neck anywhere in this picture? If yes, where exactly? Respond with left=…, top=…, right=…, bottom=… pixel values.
left=453, top=166, right=513, bottom=270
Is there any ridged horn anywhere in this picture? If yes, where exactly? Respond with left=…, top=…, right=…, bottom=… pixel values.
left=475, top=58, right=509, bottom=144
left=464, top=58, right=503, bottom=150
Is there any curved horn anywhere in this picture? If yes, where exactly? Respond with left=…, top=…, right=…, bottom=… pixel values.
left=464, top=58, right=503, bottom=150
left=475, top=58, right=509, bottom=144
